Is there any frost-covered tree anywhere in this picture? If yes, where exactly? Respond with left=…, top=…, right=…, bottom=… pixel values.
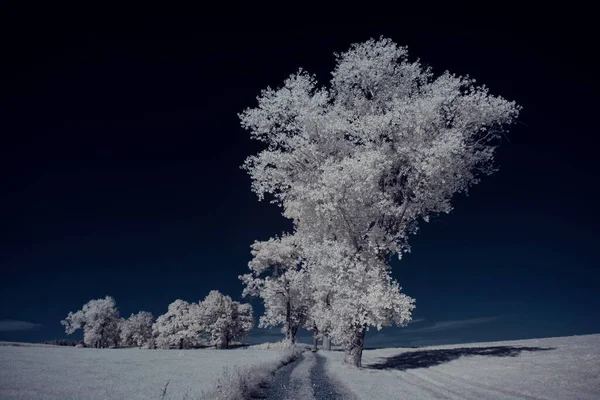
left=152, top=299, right=203, bottom=349
left=119, top=311, right=154, bottom=348
left=240, top=38, right=520, bottom=366
left=199, top=290, right=254, bottom=348
left=304, top=239, right=415, bottom=363
left=239, top=234, right=312, bottom=344
left=61, top=296, right=120, bottom=348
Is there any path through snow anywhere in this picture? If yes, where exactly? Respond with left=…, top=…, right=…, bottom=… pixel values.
left=254, top=351, right=356, bottom=400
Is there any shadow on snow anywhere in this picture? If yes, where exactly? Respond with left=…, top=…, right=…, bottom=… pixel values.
left=366, top=346, right=555, bottom=371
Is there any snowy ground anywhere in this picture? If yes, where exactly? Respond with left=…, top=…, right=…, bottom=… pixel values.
left=2, top=334, right=599, bottom=399
left=0, top=345, right=285, bottom=400
left=320, top=333, right=600, bottom=399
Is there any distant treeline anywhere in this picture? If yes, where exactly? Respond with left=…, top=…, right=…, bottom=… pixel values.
left=44, top=339, right=84, bottom=346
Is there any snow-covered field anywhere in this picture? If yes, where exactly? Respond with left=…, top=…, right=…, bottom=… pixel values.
left=1, top=334, right=599, bottom=399
left=321, top=333, right=600, bottom=399
left=0, top=345, right=284, bottom=400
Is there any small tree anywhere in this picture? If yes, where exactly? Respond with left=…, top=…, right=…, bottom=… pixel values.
left=239, top=234, right=312, bottom=344
left=119, top=311, right=154, bottom=348
left=199, top=290, right=254, bottom=348
left=153, top=299, right=203, bottom=349
left=61, top=296, right=120, bottom=348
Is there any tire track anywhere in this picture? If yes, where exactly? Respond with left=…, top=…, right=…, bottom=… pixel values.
left=311, top=352, right=356, bottom=400
left=251, top=353, right=301, bottom=400
left=254, top=351, right=355, bottom=400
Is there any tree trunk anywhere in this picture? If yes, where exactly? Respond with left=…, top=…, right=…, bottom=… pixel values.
left=285, top=298, right=294, bottom=344
left=312, top=327, right=318, bottom=352
left=323, top=335, right=331, bottom=351
left=285, top=324, right=298, bottom=345
left=216, top=335, right=227, bottom=349
left=344, top=328, right=365, bottom=367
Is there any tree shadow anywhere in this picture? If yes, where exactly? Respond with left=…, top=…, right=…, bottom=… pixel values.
left=367, top=346, right=555, bottom=371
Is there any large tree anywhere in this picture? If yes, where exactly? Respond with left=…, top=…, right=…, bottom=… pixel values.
left=199, top=290, right=254, bottom=348
left=119, top=311, right=154, bottom=348
left=152, top=299, right=203, bottom=349
left=240, top=38, right=520, bottom=366
left=239, top=234, right=312, bottom=344
left=61, top=296, right=120, bottom=348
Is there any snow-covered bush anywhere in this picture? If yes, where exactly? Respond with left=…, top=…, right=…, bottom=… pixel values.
left=61, top=296, right=120, bottom=348
left=240, top=37, right=520, bottom=366
left=200, top=346, right=305, bottom=400
left=247, top=340, right=311, bottom=351
left=153, top=299, right=204, bottom=349
left=199, top=290, right=254, bottom=348
left=119, top=311, right=154, bottom=348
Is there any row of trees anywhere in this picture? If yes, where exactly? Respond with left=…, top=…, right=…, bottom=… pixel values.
left=61, top=292, right=253, bottom=349
left=238, top=38, right=520, bottom=366
left=60, top=38, right=519, bottom=368
left=153, top=292, right=253, bottom=349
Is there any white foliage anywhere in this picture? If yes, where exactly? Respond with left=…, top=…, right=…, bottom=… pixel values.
left=199, top=290, right=254, bottom=348
left=152, top=299, right=204, bottom=349
left=240, top=38, right=520, bottom=362
left=303, top=239, right=414, bottom=349
left=119, top=311, right=154, bottom=348
left=241, top=37, right=520, bottom=257
left=61, top=296, right=120, bottom=348
left=239, top=235, right=312, bottom=343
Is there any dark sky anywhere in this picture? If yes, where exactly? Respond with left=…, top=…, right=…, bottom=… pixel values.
left=1, top=5, right=598, bottom=347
